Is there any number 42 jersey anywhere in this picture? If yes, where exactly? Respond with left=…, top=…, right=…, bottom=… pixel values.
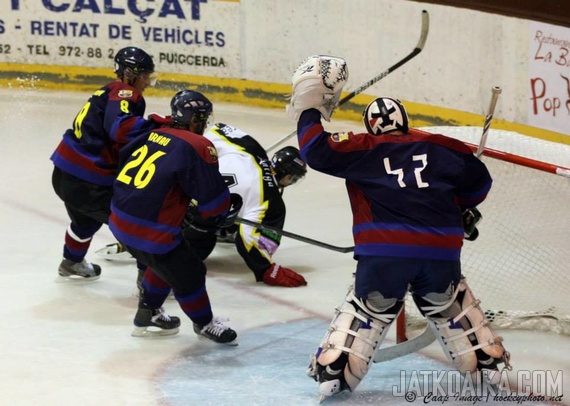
left=297, top=109, right=492, bottom=261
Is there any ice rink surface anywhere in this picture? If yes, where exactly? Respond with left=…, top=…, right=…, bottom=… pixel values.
left=0, top=88, right=568, bottom=406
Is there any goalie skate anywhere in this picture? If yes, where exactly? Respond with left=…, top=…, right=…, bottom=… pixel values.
left=95, top=242, right=134, bottom=262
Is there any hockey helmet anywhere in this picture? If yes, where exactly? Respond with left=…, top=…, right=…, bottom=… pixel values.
left=363, top=97, right=409, bottom=135
left=170, top=90, right=213, bottom=134
left=114, top=47, right=155, bottom=85
left=271, top=146, right=307, bottom=186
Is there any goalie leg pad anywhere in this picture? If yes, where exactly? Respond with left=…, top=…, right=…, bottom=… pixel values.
left=413, top=277, right=509, bottom=374
left=312, top=288, right=402, bottom=394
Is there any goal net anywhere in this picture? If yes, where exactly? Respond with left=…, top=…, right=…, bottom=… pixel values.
left=399, top=127, right=570, bottom=337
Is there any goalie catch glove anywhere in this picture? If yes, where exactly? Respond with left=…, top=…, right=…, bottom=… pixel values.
left=183, top=193, right=243, bottom=234
left=462, top=207, right=482, bottom=241
left=286, top=55, right=349, bottom=122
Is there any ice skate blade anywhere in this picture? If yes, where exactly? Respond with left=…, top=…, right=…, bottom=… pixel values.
left=196, top=334, right=239, bottom=346
left=131, top=326, right=180, bottom=337
left=55, top=274, right=100, bottom=284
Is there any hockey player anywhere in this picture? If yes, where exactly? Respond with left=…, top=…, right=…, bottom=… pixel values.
left=109, top=90, right=240, bottom=344
left=286, top=55, right=511, bottom=401
left=184, top=123, right=308, bottom=287
left=50, top=46, right=156, bottom=280
left=96, top=126, right=309, bottom=288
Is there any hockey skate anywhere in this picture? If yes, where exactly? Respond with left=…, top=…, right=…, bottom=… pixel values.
left=94, top=242, right=134, bottom=261
left=472, top=345, right=512, bottom=392
left=308, top=353, right=350, bottom=403
left=193, top=317, right=238, bottom=345
left=57, top=259, right=101, bottom=281
left=132, top=307, right=180, bottom=337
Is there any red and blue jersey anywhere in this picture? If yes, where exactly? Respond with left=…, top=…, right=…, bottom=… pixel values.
left=50, top=81, right=146, bottom=186
left=109, top=117, right=231, bottom=254
left=297, top=109, right=492, bottom=261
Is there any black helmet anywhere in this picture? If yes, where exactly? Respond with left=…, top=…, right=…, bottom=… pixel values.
left=272, top=146, right=307, bottom=186
left=170, top=90, right=213, bottom=133
left=114, top=47, right=155, bottom=79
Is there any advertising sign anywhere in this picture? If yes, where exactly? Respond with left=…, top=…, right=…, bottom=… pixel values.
left=0, top=0, right=240, bottom=77
left=529, top=22, right=570, bottom=135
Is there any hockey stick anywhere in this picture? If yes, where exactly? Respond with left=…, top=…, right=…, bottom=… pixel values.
left=476, top=86, right=502, bottom=158
left=373, top=325, right=435, bottom=363
left=235, top=217, right=355, bottom=253
left=265, top=10, right=430, bottom=153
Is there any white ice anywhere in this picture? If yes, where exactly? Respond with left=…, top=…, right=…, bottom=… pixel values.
left=0, top=89, right=568, bottom=406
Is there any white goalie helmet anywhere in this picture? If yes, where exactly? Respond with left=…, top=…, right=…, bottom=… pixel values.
left=363, top=97, right=409, bottom=135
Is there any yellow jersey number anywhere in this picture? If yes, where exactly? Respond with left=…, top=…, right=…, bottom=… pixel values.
left=73, top=92, right=130, bottom=139
left=117, top=145, right=166, bottom=189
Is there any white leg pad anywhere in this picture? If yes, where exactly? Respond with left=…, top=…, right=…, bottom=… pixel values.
left=416, top=278, right=507, bottom=374
left=314, top=288, right=401, bottom=392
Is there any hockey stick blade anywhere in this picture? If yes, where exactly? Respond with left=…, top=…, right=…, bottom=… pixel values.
left=266, top=10, right=429, bottom=153
left=373, top=325, right=435, bottom=363
left=235, top=217, right=354, bottom=253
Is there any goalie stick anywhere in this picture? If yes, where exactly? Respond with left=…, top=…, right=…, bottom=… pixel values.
left=235, top=217, right=354, bottom=253
left=265, top=9, right=430, bottom=153
left=373, top=325, right=435, bottom=363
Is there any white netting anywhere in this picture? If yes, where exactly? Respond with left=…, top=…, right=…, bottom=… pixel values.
left=403, top=127, right=570, bottom=335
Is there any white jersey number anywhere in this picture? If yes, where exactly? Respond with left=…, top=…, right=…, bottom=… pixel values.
left=383, top=154, right=430, bottom=188
left=222, top=173, right=238, bottom=188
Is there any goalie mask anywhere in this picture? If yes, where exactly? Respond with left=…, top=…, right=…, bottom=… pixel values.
left=363, top=97, right=409, bottom=135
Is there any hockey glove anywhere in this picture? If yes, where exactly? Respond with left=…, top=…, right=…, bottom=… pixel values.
left=183, top=193, right=243, bottom=234
left=462, top=207, right=482, bottom=241
left=262, top=264, right=307, bottom=287
left=147, top=113, right=173, bottom=126
left=286, top=55, right=349, bottom=122
left=182, top=207, right=218, bottom=234
left=218, top=193, right=243, bottom=228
